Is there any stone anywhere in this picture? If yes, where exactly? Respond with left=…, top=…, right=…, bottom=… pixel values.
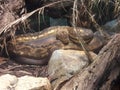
left=15, top=76, right=51, bottom=90
left=0, top=74, right=51, bottom=90
left=0, top=74, right=18, bottom=90
left=48, top=50, right=97, bottom=89
left=88, top=30, right=110, bottom=52
left=103, top=19, right=120, bottom=33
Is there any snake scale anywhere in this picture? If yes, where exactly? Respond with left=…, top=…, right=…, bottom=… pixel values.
left=7, top=26, right=108, bottom=65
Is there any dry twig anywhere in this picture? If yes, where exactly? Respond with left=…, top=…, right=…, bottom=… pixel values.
left=0, top=0, right=71, bottom=35
left=72, top=0, right=93, bottom=64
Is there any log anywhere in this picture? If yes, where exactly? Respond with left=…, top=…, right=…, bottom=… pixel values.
left=100, top=65, right=120, bottom=90
left=58, top=34, right=120, bottom=90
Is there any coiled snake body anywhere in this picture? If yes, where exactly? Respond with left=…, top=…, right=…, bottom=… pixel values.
left=8, top=26, right=109, bottom=65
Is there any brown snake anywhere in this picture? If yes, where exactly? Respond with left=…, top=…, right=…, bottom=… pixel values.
left=7, top=26, right=108, bottom=65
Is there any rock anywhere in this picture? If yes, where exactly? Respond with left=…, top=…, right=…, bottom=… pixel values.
left=88, top=30, right=111, bottom=52
left=0, top=74, right=51, bottom=90
left=48, top=50, right=97, bottom=89
left=103, top=19, right=120, bottom=33
left=15, top=76, right=51, bottom=90
left=0, top=74, right=18, bottom=90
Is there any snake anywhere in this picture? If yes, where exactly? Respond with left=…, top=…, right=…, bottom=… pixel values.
left=7, top=26, right=109, bottom=65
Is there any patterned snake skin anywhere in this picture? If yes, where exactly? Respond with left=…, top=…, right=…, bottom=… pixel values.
left=8, top=26, right=108, bottom=65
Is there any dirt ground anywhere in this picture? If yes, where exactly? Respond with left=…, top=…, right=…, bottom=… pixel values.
left=0, top=57, right=48, bottom=77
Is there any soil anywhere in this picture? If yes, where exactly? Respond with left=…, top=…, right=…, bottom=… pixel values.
left=0, top=57, right=48, bottom=77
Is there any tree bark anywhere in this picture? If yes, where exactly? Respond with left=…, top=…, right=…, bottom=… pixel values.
left=100, top=65, right=120, bottom=90
left=59, top=34, right=120, bottom=90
